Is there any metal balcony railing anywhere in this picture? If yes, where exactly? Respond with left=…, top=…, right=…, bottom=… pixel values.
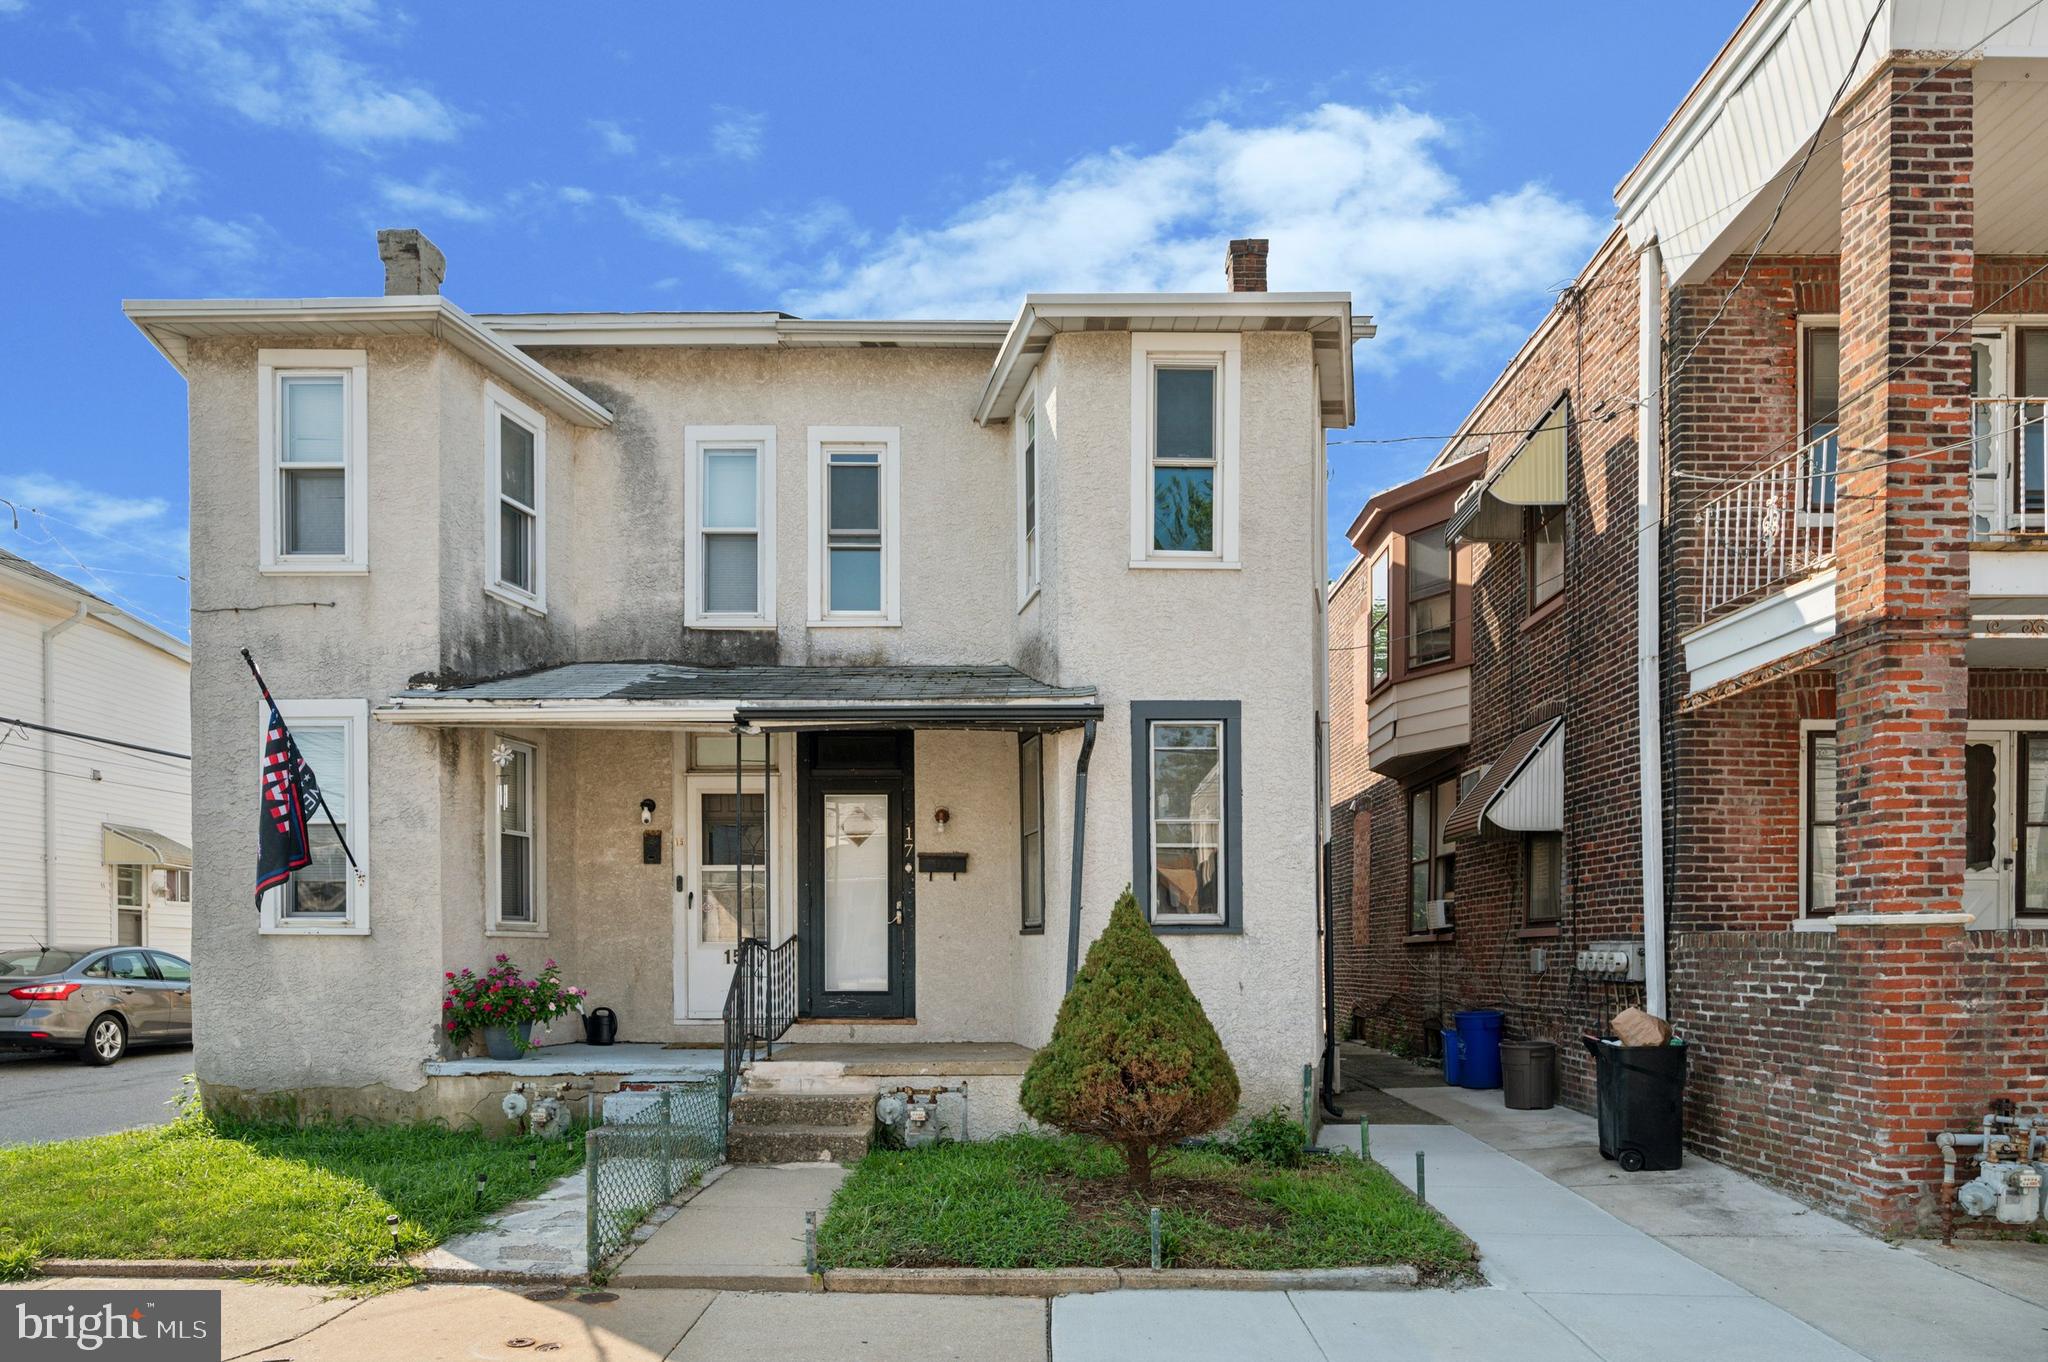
left=1970, top=398, right=2048, bottom=538
left=1696, top=432, right=1838, bottom=618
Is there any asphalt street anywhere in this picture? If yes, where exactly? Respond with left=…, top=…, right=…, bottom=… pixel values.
left=0, top=1044, right=191, bottom=1144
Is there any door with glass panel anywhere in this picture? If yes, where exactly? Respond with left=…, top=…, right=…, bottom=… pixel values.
left=2018, top=734, right=2048, bottom=929
left=1963, top=730, right=2014, bottom=930
left=798, top=734, right=911, bottom=1019
left=677, top=774, right=769, bottom=1020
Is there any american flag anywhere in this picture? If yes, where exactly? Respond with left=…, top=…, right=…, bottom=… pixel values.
left=254, top=699, right=325, bottom=906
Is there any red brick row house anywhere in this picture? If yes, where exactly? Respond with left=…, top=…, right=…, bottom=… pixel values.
left=1330, top=0, right=2048, bottom=1234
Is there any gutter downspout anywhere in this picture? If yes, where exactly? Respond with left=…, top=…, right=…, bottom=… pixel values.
left=42, top=601, right=88, bottom=945
left=1636, top=239, right=1669, bottom=1017
left=1318, top=835, right=1344, bottom=1121
left=1063, top=718, right=1098, bottom=992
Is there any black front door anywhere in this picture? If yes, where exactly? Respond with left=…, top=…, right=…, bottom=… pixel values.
left=798, top=732, right=914, bottom=1019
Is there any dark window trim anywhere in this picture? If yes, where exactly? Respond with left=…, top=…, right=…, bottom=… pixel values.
left=1524, top=503, right=1565, bottom=613
left=1130, top=700, right=1243, bottom=935
left=1367, top=550, right=1391, bottom=692
left=1805, top=727, right=1838, bottom=919
left=1404, top=521, right=1455, bottom=670
left=2019, top=733, right=2048, bottom=922
left=1406, top=771, right=1461, bottom=934
left=1524, top=830, right=1563, bottom=927
left=1019, top=732, right=1046, bottom=934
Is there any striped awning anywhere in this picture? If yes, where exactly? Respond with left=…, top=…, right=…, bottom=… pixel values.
left=1444, top=719, right=1563, bottom=842
left=102, top=823, right=192, bottom=868
left=1444, top=398, right=1569, bottom=543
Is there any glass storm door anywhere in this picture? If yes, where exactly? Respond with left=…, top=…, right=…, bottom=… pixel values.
left=676, top=774, right=767, bottom=1020
left=1963, top=730, right=2013, bottom=931
left=800, top=759, right=910, bottom=1020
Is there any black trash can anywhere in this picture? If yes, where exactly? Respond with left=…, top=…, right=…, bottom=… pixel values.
left=1582, top=1035, right=1686, bottom=1171
left=1501, top=1040, right=1557, bottom=1110
left=584, top=1007, right=617, bottom=1046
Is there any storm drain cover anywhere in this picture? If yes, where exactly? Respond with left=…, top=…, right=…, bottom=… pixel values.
left=523, top=1287, right=569, bottom=1302
left=577, top=1291, right=619, bottom=1305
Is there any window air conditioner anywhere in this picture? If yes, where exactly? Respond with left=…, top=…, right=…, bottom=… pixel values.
left=1425, top=898, right=1453, bottom=931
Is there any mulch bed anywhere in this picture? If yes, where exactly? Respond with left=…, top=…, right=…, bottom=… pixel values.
left=1046, top=1172, right=1289, bottom=1232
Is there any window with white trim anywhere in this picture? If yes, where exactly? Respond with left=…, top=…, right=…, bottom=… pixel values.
left=487, top=385, right=545, bottom=610
left=163, top=869, right=191, bottom=903
left=259, top=349, right=369, bottom=571
left=686, top=426, right=776, bottom=628
left=488, top=735, right=546, bottom=933
left=1130, top=334, right=1240, bottom=567
left=260, top=699, right=370, bottom=934
left=808, top=427, right=900, bottom=625
left=114, top=866, right=145, bottom=946
left=1017, top=391, right=1041, bottom=604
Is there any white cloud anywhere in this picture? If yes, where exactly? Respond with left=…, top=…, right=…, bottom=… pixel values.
left=557, top=185, right=593, bottom=205
left=377, top=173, right=490, bottom=222
left=0, top=1, right=30, bottom=17
left=615, top=195, right=863, bottom=292
left=590, top=118, right=636, bottom=157
left=0, top=104, right=190, bottom=208
left=145, top=0, right=463, bottom=148
left=0, top=473, right=191, bottom=635
left=709, top=107, right=765, bottom=162
left=147, top=212, right=287, bottom=291
left=769, top=103, right=1602, bottom=370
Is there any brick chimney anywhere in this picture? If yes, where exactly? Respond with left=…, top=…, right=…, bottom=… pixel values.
left=377, top=228, right=445, bottom=296
left=1226, top=238, right=1268, bottom=292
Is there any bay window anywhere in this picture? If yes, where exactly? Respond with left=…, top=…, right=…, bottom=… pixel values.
left=1407, top=524, right=1453, bottom=667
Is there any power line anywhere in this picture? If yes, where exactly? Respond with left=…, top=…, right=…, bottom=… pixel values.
left=0, top=716, right=189, bottom=762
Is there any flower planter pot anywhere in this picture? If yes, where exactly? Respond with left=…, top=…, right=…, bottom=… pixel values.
left=483, top=1023, right=532, bottom=1060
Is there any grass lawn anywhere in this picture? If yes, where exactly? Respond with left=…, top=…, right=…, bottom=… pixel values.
left=0, top=1109, right=583, bottom=1286
left=816, top=1134, right=1475, bottom=1277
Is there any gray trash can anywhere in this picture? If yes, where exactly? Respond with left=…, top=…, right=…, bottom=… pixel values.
left=1501, top=1040, right=1558, bottom=1110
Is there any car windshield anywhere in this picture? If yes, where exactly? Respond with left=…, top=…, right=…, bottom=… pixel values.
left=0, top=949, right=83, bottom=977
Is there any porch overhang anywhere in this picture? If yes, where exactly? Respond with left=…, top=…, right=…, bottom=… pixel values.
left=1444, top=398, right=1568, bottom=543
left=1443, top=718, right=1563, bottom=842
left=374, top=661, right=1100, bottom=731
left=101, top=823, right=192, bottom=868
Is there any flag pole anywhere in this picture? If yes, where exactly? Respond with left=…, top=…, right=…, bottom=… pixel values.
left=241, top=648, right=363, bottom=881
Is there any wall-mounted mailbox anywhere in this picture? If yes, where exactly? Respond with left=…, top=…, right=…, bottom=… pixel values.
left=642, top=832, right=663, bottom=865
left=917, top=852, right=969, bottom=881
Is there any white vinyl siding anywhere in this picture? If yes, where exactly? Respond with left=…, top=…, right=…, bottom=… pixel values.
left=259, top=698, right=369, bottom=935
left=258, top=349, right=368, bottom=572
left=486, top=384, right=546, bottom=611
left=685, top=426, right=776, bottom=629
left=807, top=427, right=901, bottom=626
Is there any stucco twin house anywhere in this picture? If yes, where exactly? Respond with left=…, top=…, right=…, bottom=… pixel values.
left=129, top=232, right=1366, bottom=1139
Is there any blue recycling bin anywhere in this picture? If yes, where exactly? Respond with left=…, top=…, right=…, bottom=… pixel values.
left=1454, top=1009, right=1505, bottom=1089
left=1441, top=1028, right=1463, bottom=1085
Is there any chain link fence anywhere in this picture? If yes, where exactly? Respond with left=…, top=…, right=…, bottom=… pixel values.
left=585, top=1080, right=726, bottom=1273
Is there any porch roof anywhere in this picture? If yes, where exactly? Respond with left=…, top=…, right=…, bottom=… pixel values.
left=377, top=661, right=1102, bottom=730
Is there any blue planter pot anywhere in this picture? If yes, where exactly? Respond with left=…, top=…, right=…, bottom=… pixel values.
left=483, top=1023, right=531, bottom=1060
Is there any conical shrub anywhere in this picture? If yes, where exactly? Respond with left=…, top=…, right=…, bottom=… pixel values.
left=1020, top=887, right=1240, bottom=1186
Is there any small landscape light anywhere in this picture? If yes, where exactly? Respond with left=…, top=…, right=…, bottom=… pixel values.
left=386, top=1213, right=401, bottom=1254
left=475, top=1169, right=488, bottom=1207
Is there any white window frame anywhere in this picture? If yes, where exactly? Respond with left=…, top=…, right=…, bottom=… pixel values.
left=1129, top=333, right=1241, bottom=569
left=485, top=732, right=548, bottom=936
left=258, top=697, right=370, bottom=936
left=807, top=426, right=902, bottom=626
left=1015, top=381, right=1041, bottom=610
left=258, top=348, right=370, bottom=573
left=684, top=425, right=777, bottom=629
left=485, top=382, right=547, bottom=613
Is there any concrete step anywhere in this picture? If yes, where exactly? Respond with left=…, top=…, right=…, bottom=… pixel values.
left=730, top=1090, right=875, bottom=1130
left=727, top=1124, right=872, bottom=1165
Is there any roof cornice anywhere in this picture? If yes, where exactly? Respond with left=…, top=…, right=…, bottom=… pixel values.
left=470, top=312, right=1014, bottom=349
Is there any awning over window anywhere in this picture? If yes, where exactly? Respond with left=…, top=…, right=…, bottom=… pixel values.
left=1443, top=719, right=1563, bottom=842
left=102, top=823, right=192, bottom=868
left=1444, top=398, right=1568, bottom=543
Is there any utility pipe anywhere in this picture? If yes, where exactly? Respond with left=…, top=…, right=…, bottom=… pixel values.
left=40, top=601, right=87, bottom=946
left=1063, top=718, right=1098, bottom=992
left=1635, top=239, right=1670, bottom=1017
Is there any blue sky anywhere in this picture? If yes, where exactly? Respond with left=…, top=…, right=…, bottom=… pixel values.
left=0, top=1, right=1746, bottom=640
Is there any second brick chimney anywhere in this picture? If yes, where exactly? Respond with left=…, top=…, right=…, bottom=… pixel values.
left=1226, top=238, right=1268, bottom=292
left=377, top=228, right=446, bottom=296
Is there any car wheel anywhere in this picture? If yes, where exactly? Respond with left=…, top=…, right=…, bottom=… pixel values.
left=81, top=1013, right=127, bottom=1066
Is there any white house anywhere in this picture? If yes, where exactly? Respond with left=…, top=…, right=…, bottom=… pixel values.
left=127, top=230, right=1367, bottom=1141
left=0, top=550, right=193, bottom=957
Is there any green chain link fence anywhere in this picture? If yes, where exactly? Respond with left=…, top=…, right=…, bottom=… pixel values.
left=585, top=1080, right=726, bottom=1273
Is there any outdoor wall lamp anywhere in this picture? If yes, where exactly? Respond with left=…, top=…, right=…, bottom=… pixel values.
left=639, top=798, right=657, bottom=825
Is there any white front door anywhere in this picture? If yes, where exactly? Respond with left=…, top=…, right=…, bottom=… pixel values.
left=674, top=772, right=769, bottom=1021
left=1963, top=729, right=2013, bottom=930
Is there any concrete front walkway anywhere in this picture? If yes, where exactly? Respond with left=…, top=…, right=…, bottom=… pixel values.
left=615, top=1162, right=844, bottom=1288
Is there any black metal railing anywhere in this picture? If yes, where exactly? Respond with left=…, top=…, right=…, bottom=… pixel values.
left=720, top=934, right=798, bottom=1108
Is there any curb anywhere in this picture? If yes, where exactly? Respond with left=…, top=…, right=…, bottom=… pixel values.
left=34, top=1259, right=584, bottom=1287
left=612, top=1264, right=1422, bottom=1296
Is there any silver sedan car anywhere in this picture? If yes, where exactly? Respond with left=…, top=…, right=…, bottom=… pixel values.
left=0, top=946, right=192, bottom=1065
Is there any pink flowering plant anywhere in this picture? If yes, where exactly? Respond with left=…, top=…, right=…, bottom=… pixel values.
left=442, top=955, right=587, bottom=1054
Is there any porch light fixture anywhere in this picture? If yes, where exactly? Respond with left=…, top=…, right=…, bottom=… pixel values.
left=639, top=798, right=657, bottom=825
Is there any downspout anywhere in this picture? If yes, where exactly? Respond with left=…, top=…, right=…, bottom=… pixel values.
left=1318, top=835, right=1344, bottom=1120
left=1063, top=718, right=1098, bottom=992
left=1636, top=239, right=1669, bottom=1017
left=42, top=601, right=88, bottom=945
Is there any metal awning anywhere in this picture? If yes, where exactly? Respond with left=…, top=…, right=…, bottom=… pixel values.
left=1444, top=398, right=1569, bottom=543
left=1443, top=719, right=1563, bottom=842
left=102, top=823, right=192, bottom=868
left=377, top=662, right=1101, bottom=732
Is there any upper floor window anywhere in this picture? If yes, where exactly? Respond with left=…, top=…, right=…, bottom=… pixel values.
left=1130, top=334, right=1240, bottom=568
left=809, top=427, right=901, bottom=625
left=1407, top=523, right=1453, bottom=667
left=1526, top=504, right=1564, bottom=611
left=686, top=426, right=776, bottom=629
left=1132, top=701, right=1243, bottom=932
left=260, top=698, right=369, bottom=935
left=1018, top=392, right=1041, bottom=605
left=259, top=349, right=368, bottom=572
left=1802, top=324, right=1840, bottom=512
left=488, top=734, right=546, bottom=934
left=1368, top=551, right=1391, bottom=688
left=487, top=384, right=546, bottom=611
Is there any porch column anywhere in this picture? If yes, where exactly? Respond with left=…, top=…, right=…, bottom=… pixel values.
left=1832, top=57, right=1975, bottom=919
